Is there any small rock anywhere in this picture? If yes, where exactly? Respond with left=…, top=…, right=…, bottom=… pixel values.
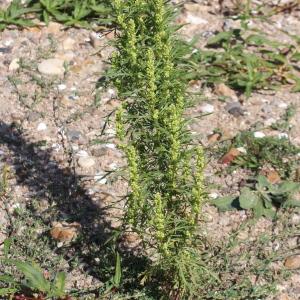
left=209, top=192, right=219, bottom=199
left=262, top=104, right=272, bottom=114
left=76, top=150, right=89, bottom=157
left=199, top=103, right=214, bottom=114
left=27, top=111, right=40, bottom=122
left=278, top=102, right=288, bottom=109
left=215, top=83, right=237, bottom=100
left=95, top=171, right=107, bottom=184
left=236, top=147, right=247, bottom=154
left=67, top=129, right=82, bottom=142
left=78, top=156, right=95, bottom=169
left=9, top=58, right=20, bottom=71
left=220, top=148, right=241, bottom=164
left=57, top=84, right=67, bottom=91
left=38, top=58, right=65, bottom=76
left=37, top=122, right=47, bottom=131
left=254, top=131, right=265, bottom=138
left=277, top=293, right=291, bottom=300
left=291, top=213, right=300, bottom=225
left=184, top=13, right=208, bottom=25
left=108, top=162, right=118, bottom=170
left=284, top=255, right=300, bottom=270
left=265, top=118, right=277, bottom=126
left=89, top=32, right=102, bottom=48
left=0, top=47, right=11, bottom=54
left=278, top=133, right=288, bottom=139
left=225, top=102, right=244, bottom=117
left=62, top=37, right=75, bottom=51
left=50, top=221, right=81, bottom=243
left=207, top=133, right=221, bottom=144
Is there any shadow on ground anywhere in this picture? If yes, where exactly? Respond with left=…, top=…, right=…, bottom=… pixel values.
left=0, top=120, right=161, bottom=298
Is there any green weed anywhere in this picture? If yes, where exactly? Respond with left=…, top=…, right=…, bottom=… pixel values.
left=0, top=0, right=113, bottom=30
left=110, top=0, right=205, bottom=298
left=189, top=17, right=300, bottom=97
left=213, top=175, right=300, bottom=218
left=229, top=130, right=300, bottom=178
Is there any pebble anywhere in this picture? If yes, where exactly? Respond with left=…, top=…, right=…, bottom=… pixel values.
left=209, top=192, right=219, bottom=199
left=89, top=32, right=102, bottom=48
left=27, top=111, right=40, bottom=122
left=262, top=104, right=272, bottom=114
left=76, top=150, right=89, bottom=157
left=265, top=118, right=277, bottom=126
left=108, top=162, right=118, bottom=171
left=225, top=102, right=244, bottom=117
left=291, top=213, right=300, bottom=225
left=37, top=122, right=47, bottom=131
left=284, top=255, right=300, bottom=270
left=67, top=129, right=82, bottom=142
left=199, top=103, right=214, bottom=114
left=254, top=131, right=265, bottom=138
left=62, top=37, right=75, bottom=51
left=236, top=147, right=247, bottom=154
left=57, top=84, right=67, bottom=91
left=215, top=83, right=238, bottom=100
left=185, top=13, right=208, bottom=25
left=106, top=128, right=116, bottom=137
left=9, top=58, right=20, bottom=71
left=0, top=47, right=11, bottom=54
left=278, top=133, right=288, bottom=139
left=78, top=156, right=95, bottom=169
left=94, top=171, right=107, bottom=184
left=278, top=102, right=288, bottom=109
left=38, top=58, right=65, bottom=75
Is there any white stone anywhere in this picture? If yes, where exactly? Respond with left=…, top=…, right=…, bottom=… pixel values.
left=185, top=13, right=208, bottom=25
left=109, top=163, right=118, bottom=170
left=106, top=128, right=116, bottom=137
left=78, top=157, right=95, bottom=168
left=62, top=37, right=75, bottom=51
left=254, top=131, right=265, bottom=138
left=37, top=122, right=47, bottom=131
left=209, top=192, right=219, bottom=199
left=237, top=147, right=247, bottom=154
left=38, top=58, right=65, bottom=75
left=278, top=133, right=288, bottom=139
left=94, top=171, right=107, bottom=184
left=199, top=103, right=214, bottom=114
left=104, top=143, right=116, bottom=149
left=264, top=118, right=276, bottom=126
left=4, top=40, right=13, bottom=47
left=57, top=84, right=67, bottom=91
left=76, top=150, right=89, bottom=157
left=278, top=102, right=288, bottom=109
left=9, top=58, right=20, bottom=71
left=107, top=88, right=116, bottom=96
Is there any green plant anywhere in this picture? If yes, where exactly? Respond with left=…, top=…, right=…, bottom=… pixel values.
left=228, top=130, right=300, bottom=178
left=0, top=0, right=113, bottom=30
left=213, top=175, right=300, bottom=218
left=110, top=0, right=205, bottom=297
left=189, top=23, right=300, bottom=97
left=0, top=257, right=67, bottom=299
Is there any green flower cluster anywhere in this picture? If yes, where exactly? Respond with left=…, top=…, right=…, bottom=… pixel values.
left=110, top=0, right=206, bottom=295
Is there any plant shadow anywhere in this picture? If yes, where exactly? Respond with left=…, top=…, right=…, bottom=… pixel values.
left=0, top=121, right=163, bottom=298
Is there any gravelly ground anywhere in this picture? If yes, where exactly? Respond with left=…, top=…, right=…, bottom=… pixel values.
left=0, top=1, right=300, bottom=299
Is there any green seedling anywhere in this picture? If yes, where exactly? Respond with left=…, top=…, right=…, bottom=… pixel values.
left=0, top=258, right=67, bottom=299
left=213, top=175, right=300, bottom=218
left=190, top=25, right=300, bottom=97
left=0, top=0, right=113, bottom=30
left=229, top=131, right=300, bottom=178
